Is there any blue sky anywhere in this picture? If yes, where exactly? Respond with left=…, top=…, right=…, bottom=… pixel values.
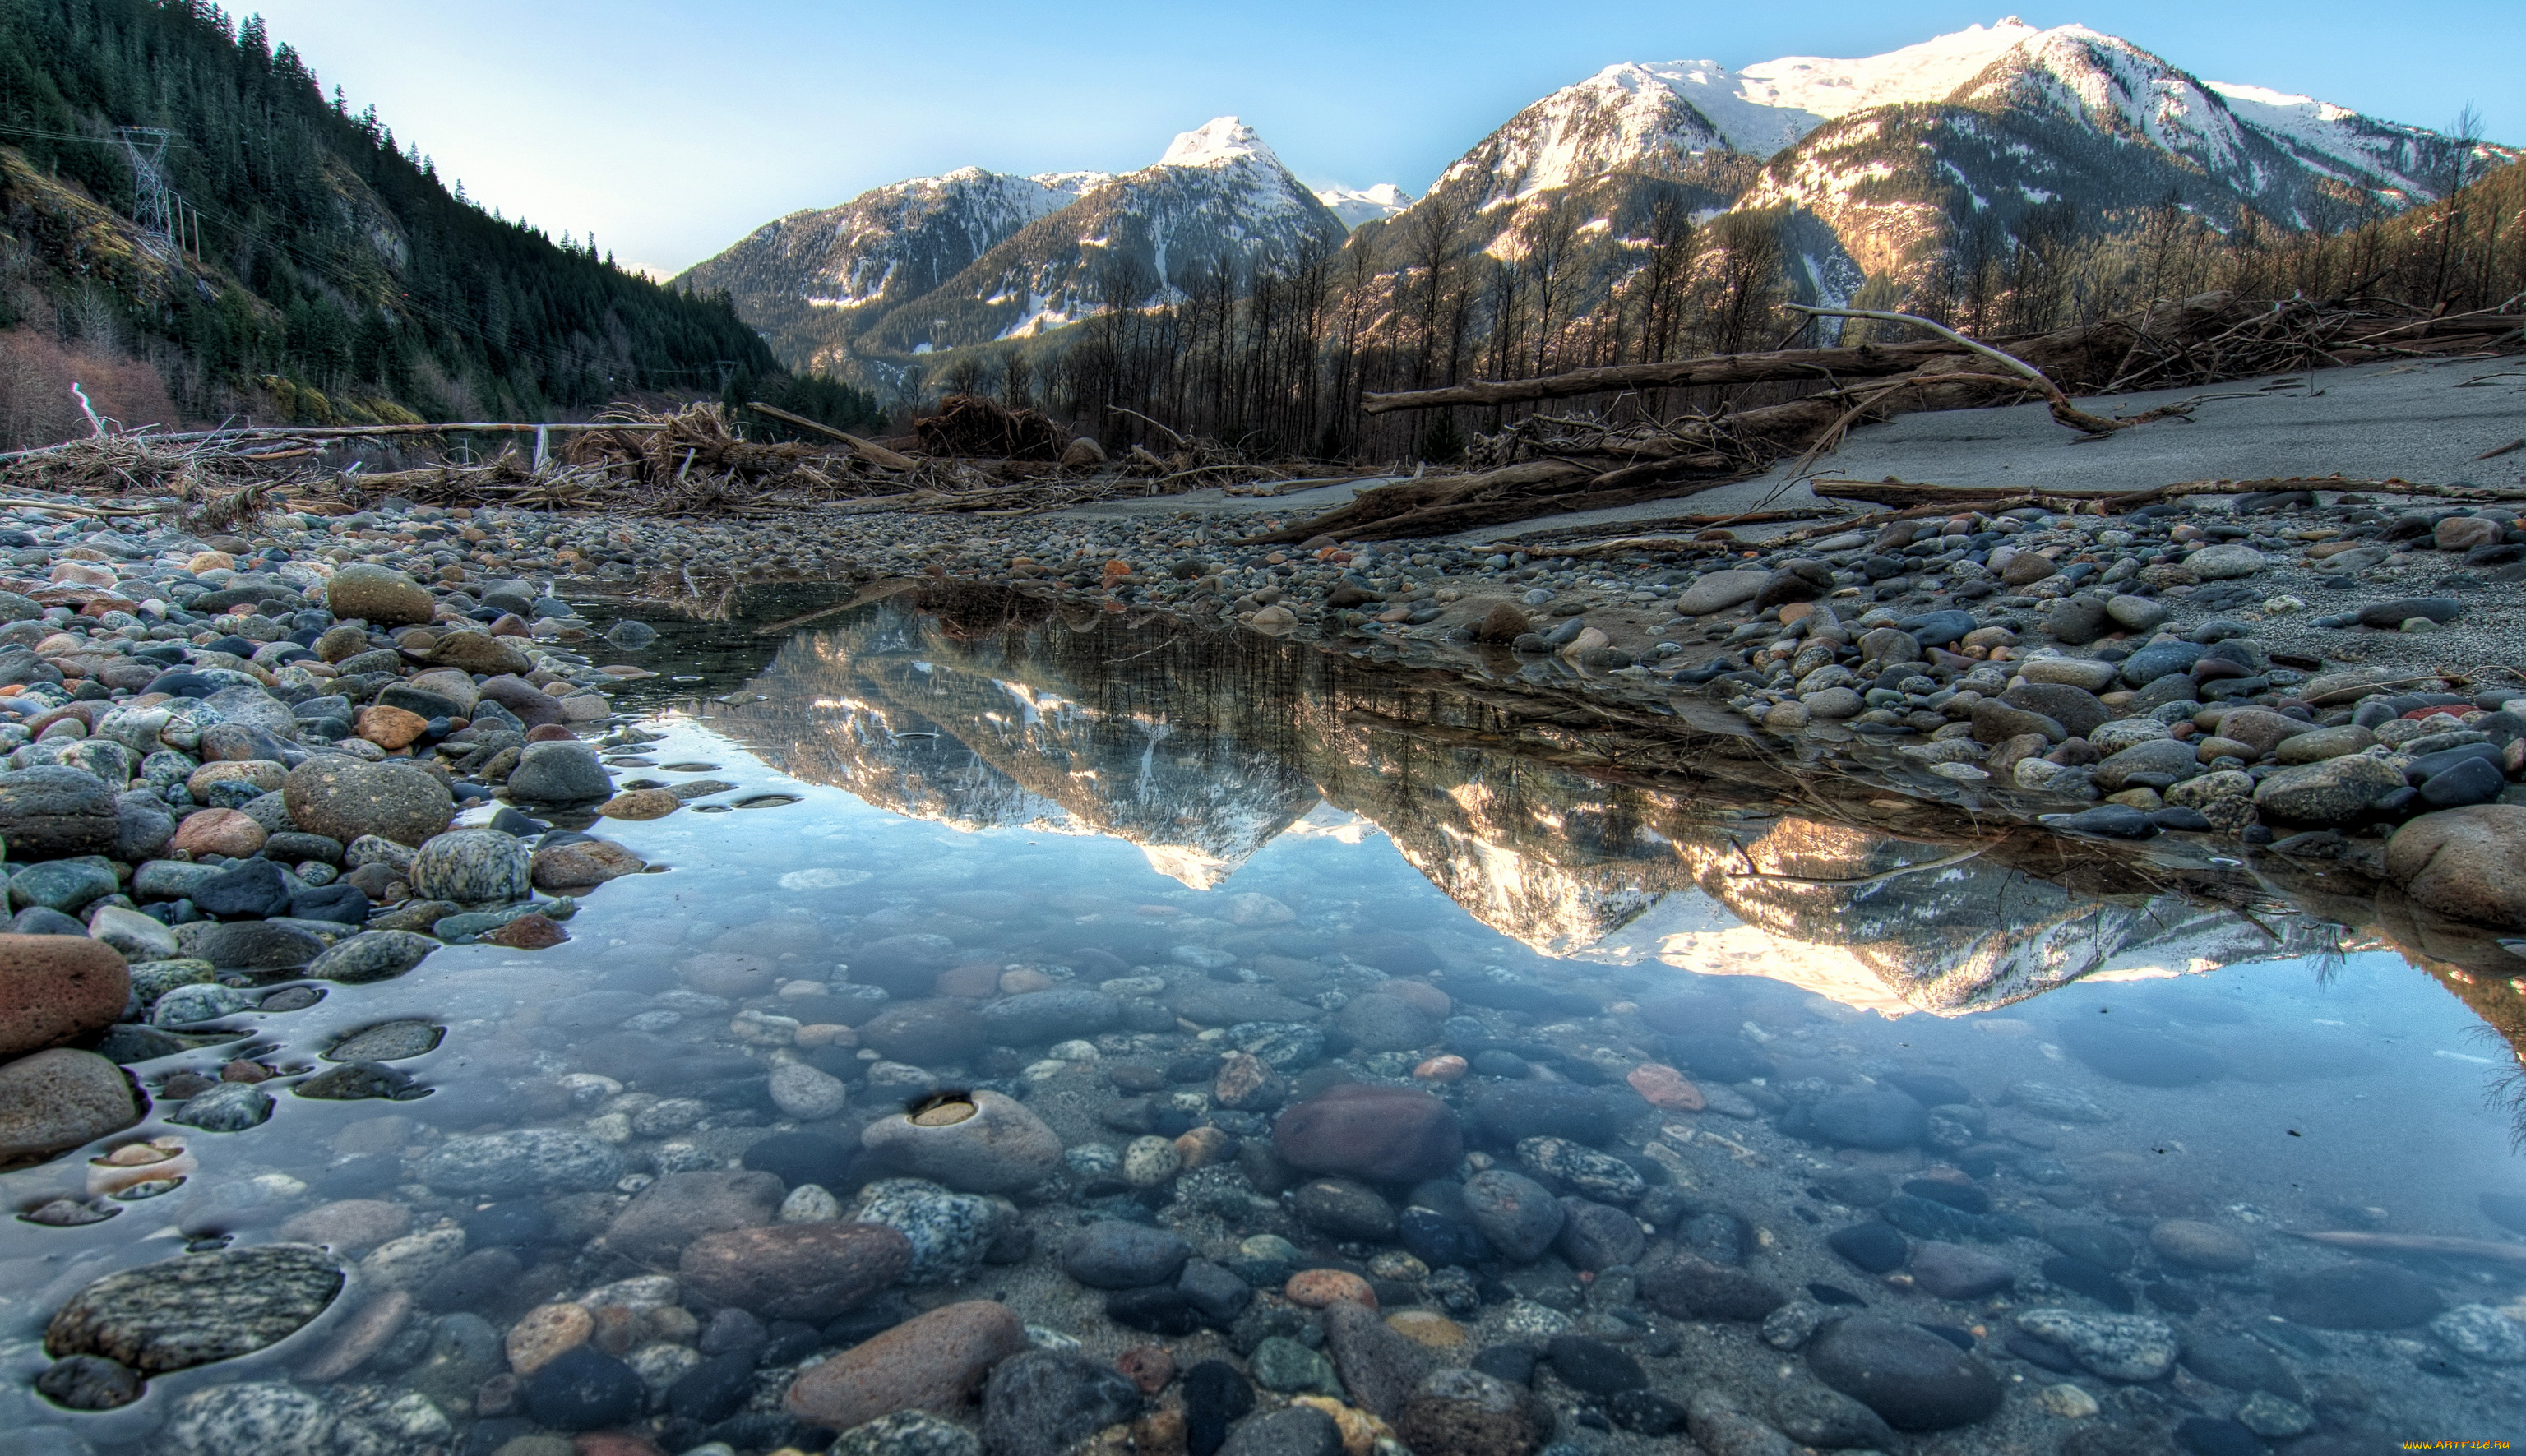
left=244, top=2, right=2519, bottom=278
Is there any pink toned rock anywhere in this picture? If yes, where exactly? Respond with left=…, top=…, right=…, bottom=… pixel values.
left=784, top=1300, right=1029, bottom=1429
left=0, top=934, right=128, bottom=1058
left=678, top=1222, right=913, bottom=1322
left=171, top=807, right=268, bottom=857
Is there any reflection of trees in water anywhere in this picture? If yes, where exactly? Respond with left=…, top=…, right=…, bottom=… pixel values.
left=702, top=589, right=2526, bottom=1037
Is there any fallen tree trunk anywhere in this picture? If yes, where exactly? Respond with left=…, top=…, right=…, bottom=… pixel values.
left=1358, top=340, right=1972, bottom=414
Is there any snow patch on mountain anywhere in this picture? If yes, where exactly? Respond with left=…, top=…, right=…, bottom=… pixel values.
left=1159, top=116, right=1275, bottom=169
left=1316, top=182, right=1412, bottom=228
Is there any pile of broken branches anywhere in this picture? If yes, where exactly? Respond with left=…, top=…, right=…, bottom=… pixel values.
left=1253, top=291, right=2524, bottom=543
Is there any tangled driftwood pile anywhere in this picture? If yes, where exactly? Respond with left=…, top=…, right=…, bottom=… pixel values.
left=1256, top=292, right=2524, bottom=543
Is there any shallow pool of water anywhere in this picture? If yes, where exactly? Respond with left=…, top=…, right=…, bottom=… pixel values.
left=6, top=590, right=2524, bottom=1455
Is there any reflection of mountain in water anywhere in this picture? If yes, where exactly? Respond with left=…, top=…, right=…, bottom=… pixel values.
left=705, top=597, right=2324, bottom=1014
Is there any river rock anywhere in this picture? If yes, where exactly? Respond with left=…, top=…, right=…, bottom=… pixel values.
left=2253, top=754, right=2408, bottom=824
left=163, top=1381, right=335, bottom=1456
left=327, top=563, right=436, bottom=626
left=0, top=933, right=128, bottom=1057
left=1675, top=571, right=1769, bottom=616
left=305, top=930, right=440, bottom=985
left=531, top=837, right=645, bottom=890
left=2430, top=1304, right=2526, bottom=1363
left=784, top=1299, right=1029, bottom=1429
left=1067, top=1221, right=1193, bottom=1288
left=1321, top=1298, right=1437, bottom=1421
left=169, top=1080, right=271, bottom=1130
left=681, top=1220, right=914, bottom=1320
left=1462, top=1169, right=1563, bottom=1261
left=407, top=828, right=532, bottom=903
left=525, top=1344, right=645, bottom=1431
left=1220, top=1406, right=1342, bottom=1456
left=418, top=1128, right=625, bottom=1196
left=978, top=1350, right=1144, bottom=1456
left=1394, top=1368, right=1542, bottom=1456
left=2269, top=1260, right=2445, bottom=1329
left=1556, top=1197, right=1648, bottom=1271
left=980, top=987, right=1120, bottom=1044
left=1639, top=1255, right=1787, bottom=1321
left=284, top=758, right=454, bottom=846
left=505, top=742, right=613, bottom=803
left=860, top=1089, right=1062, bottom=1193
left=1273, top=1083, right=1463, bottom=1182
left=2149, top=1218, right=2254, bottom=1271
left=2059, top=1019, right=2222, bottom=1086
left=859, top=1001, right=988, bottom=1064
left=1804, top=1315, right=2003, bottom=1431
left=1911, top=1241, right=2016, bottom=1299
left=855, top=1178, right=1001, bottom=1283
left=0, top=1047, right=141, bottom=1161
left=46, top=1242, right=344, bottom=1375
left=770, top=1059, right=849, bottom=1119
left=604, top=1169, right=783, bottom=1263
left=2013, top=1309, right=2179, bottom=1380
left=0, top=765, right=120, bottom=856
left=1807, top=1089, right=1927, bottom=1149
left=2385, top=806, right=2526, bottom=927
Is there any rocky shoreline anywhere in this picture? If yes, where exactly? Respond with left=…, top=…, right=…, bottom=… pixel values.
left=0, top=487, right=2521, bottom=1456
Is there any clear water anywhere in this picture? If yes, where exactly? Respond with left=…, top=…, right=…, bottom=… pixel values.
left=6, top=588, right=2525, bottom=1454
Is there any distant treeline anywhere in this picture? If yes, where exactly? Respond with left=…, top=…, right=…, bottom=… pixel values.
left=904, top=158, right=2524, bottom=465
left=0, top=0, right=880, bottom=442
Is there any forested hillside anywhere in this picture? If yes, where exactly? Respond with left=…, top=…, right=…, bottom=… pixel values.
left=0, top=0, right=877, bottom=445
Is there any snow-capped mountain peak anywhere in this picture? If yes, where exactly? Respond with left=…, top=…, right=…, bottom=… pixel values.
left=1735, top=17, right=2041, bottom=121
left=1315, top=182, right=1413, bottom=228
left=1158, top=116, right=1276, bottom=169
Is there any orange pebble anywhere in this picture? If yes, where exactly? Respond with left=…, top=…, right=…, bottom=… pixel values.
left=1285, top=1269, right=1377, bottom=1310
left=1413, top=1055, right=1469, bottom=1083
left=1626, top=1062, right=1706, bottom=1111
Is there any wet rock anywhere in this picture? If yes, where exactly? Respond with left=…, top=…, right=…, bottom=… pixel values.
left=2270, top=1261, right=2445, bottom=1329
left=0, top=765, right=121, bottom=857
left=0, top=1048, right=141, bottom=1161
left=407, top=827, right=532, bottom=903
left=1805, top=1315, right=2002, bottom=1431
left=1771, top=1384, right=1897, bottom=1449
left=505, top=742, right=612, bottom=803
left=1515, top=1135, right=1645, bottom=1201
left=2429, top=1304, right=2526, bottom=1363
left=163, top=1380, right=335, bottom=1456
left=770, top=1059, right=849, bottom=1119
left=680, top=1220, right=914, bottom=1321
left=1546, top=1334, right=1644, bottom=1394
left=854, top=1178, right=1002, bottom=1284
left=1393, top=1367, right=1542, bottom=1456
left=826, top=1409, right=984, bottom=1456
left=531, top=837, right=645, bottom=891
left=604, top=1168, right=783, bottom=1263
left=1465, top=1081, right=1617, bottom=1144
left=2010, top=1080, right=2113, bottom=1122
left=306, top=929, right=439, bottom=984
left=1675, top=571, right=1770, bottom=616
left=1294, top=1176, right=1397, bottom=1241
left=1321, top=1298, right=1437, bottom=1421
left=1640, top=1255, right=1787, bottom=1321
left=1463, top=1169, right=1564, bottom=1261
left=1555, top=1197, right=1647, bottom=1271
left=1807, top=1088, right=1927, bottom=1149
left=1911, top=1241, right=2015, bottom=1299
left=980, top=987, right=1120, bottom=1044
left=0, top=933, right=128, bottom=1057
left=1219, top=1405, right=1342, bottom=1456
left=2015, top=1309, right=2180, bottom=1380
left=46, top=1242, right=344, bottom=1375
left=978, top=1350, right=1142, bottom=1456
left=1272, top=1082, right=1462, bottom=1182
left=283, top=757, right=455, bottom=846
left=859, top=1001, right=988, bottom=1065
left=418, top=1128, right=626, bottom=1195
left=1067, top=1221, right=1194, bottom=1288
left=2179, top=1332, right=2306, bottom=1400
left=2059, top=1019, right=2223, bottom=1086
left=1825, top=1220, right=1908, bottom=1273
left=2149, top=1218, right=2254, bottom=1272
left=860, top=1089, right=1062, bottom=1193
left=524, top=1344, right=645, bottom=1431
left=2385, top=807, right=2526, bottom=927
left=170, top=1080, right=273, bottom=1130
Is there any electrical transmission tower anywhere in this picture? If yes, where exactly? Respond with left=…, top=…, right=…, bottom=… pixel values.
left=116, top=127, right=178, bottom=253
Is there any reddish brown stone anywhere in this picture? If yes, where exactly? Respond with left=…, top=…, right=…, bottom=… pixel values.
left=679, top=1222, right=913, bottom=1322
left=1116, top=1344, right=1175, bottom=1394
left=0, top=934, right=128, bottom=1059
left=530, top=839, right=645, bottom=892
left=483, top=914, right=567, bottom=950
left=784, top=1299, right=1029, bottom=1429
left=525, top=724, right=581, bottom=743
left=1271, top=1083, right=1463, bottom=1183
left=171, top=807, right=267, bottom=857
